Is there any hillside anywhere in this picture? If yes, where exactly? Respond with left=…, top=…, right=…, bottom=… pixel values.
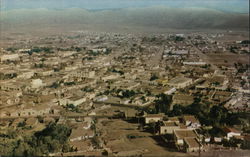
left=0, top=7, right=249, bottom=33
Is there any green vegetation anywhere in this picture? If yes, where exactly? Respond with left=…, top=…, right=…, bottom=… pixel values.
left=170, top=100, right=247, bottom=127
left=49, top=82, right=60, bottom=89
left=201, top=64, right=211, bottom=69
left=222, top=137, right=243, bottom=148
left=150, top=74, right=159, bottom=81
left=57, top=46, right=86, bottom=52
left=81, top=86, right=94, bottom=92
left=34, top=63, right=45, bottom=68
left=117, top=89, right=136, bottom=98
left=212, top=81, right=220, bottom=86
left=71, top=46, right=83, bottom=52
left=174, top=36, right=185, bottom=41
left=91, top=136, right=102, bottom=149
left=104, top=48, right=112, bottom=55
left=234, top=63, right=249, bottom=74
left=240, top=40, right=250, bottom=45
left=17, top=121, right=26, bottom=127
left=208, top=126, right=225, bottom=137
left=154, top=94, right=172, bottom=114
left=64, top=81, right=76, bottom=86
left=26, top=47, right=53, bottom=55
left=0, top=73, right=17, bottom=80
left=102, top=88, right=138, bottom=99
left=64, top=104, right=81, bottom=113
left=109, top=68, right=124, bottom=75
left=126, top=134, right=146, bottom=139
left=229, top=46, right=238, bottom=53
left=87, top=50, right=100, bottom=56
left=0, top=123, right=72, bottom=156
left=6, top=47, right=18, bottom=52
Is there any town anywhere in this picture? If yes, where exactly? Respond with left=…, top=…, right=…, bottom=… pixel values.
left=0, top=31, right=249, bottom=156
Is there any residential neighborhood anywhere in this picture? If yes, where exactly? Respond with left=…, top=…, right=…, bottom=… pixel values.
left=0, top=30, right=249, bottom=156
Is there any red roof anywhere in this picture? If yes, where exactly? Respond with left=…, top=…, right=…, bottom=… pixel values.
left=223, top=127, right=241, bottom=133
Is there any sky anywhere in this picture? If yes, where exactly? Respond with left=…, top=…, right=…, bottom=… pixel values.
left=1, top=0, right=249, bottom=13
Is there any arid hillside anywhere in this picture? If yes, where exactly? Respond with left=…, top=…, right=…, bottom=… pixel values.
left=1, top=7, right=249, bottom=33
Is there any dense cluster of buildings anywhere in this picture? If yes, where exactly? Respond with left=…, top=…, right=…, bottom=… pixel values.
left=0, top=31, right=249, bottom=156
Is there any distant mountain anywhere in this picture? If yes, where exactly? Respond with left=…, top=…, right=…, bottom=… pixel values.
left=1, top=7, right=249, bottom=32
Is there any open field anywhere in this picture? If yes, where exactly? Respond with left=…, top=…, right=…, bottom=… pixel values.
left=96, top=118, right=190, bottom=156
left=207, top=53, right=249, bottom=66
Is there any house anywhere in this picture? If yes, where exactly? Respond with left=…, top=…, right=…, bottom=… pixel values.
left=176, top=34, right=185, bottom=37
left=69, top=122, right=95, bottom=142
left=0, top=54, right=19, bottom=62
left=209, top=75, right=228, bottom=90
left=174, top=129, right=198, bottom=145
left=59, top=96, right=86, bottom=106
left=223, top=127, right=241, bottom=140
left=212, top=91, right=233, bottom=103
left=182, top=115, right=201, bottom=129
left=0, top=80, right=26, bottom=91
left=168, top=116, right=180, bottom=124
left=94, top=95, right=108, bottom=102
left=144, top=113, right=165, bottom=124
left=4, top=104, right=59, bottom=118
left=171, top=50, right=189, bottom=55
left=214, top=137, right=222, bottom=143
left=17, top=71, right=35, bottom=79
left=61, top=51, right=77, bottom=58
left=31, top=79, right=44, bottom=89
left=160, top=121, right=180, bottom=134
left=70, top=128, right=95, bottom=142
left=164, top=87, right=176, bottom=95
left=183, top=62, right=206, bottom=66
left=183, top=137, right=202, bottom=152
left=40, top=70, right=54, bottom=76
left=204, top=137, right=211, bottom=143
left=65, top=66, right=78, bottom=71
left=172, top=94, right=194, bottom=106
left=168, top=77, right=193, bottom=89
left=173, top=128, right=204, bottom=152
left=102, top=74, right=120, bottom=82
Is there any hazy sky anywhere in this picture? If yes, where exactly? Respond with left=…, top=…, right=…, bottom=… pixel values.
left=1, top=0, right=249, bottom=13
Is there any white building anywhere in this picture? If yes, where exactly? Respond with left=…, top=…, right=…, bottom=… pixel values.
left=0, top=54, right=19, bottom=62
left=144, top=113, right=165, bottom=124
left=183, top=62, right=207, bottom=66
left=168, top=77, right=193, bottom=89
left=31, top=79, right=44, bottom=89
left=59, top=97, right=86, bottom=106
left=224, top=127, right=241, bottom=140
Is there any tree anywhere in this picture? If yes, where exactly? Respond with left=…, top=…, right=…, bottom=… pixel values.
left=13, top=141, right=31, bottom=157
left=209, top=126, right=224, bottom=137
left=149, top=121, right=157, bottom=135
left=171, top=104, right=184, bottom=116
left=150, top=74, right=159, bottom=81
left=102, top=150, right=109, bottom=156
left=223, top=137, right=242, bottom=148
left=154, top=94, right=172, bottom=114
left=209, top=105, right=228, bottom=126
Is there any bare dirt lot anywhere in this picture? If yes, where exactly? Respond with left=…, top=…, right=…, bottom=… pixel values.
left=96, top=118, right=190, bottom=157
left=207, top=53, right=249, bottom=66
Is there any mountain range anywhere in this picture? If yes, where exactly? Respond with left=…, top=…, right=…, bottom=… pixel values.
left=0, top=7, right=249, bottom=33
